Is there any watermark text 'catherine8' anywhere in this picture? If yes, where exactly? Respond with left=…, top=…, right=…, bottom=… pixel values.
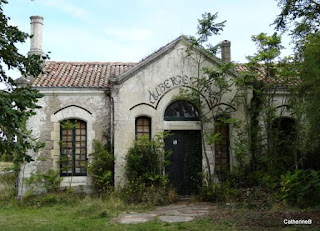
left=284, top=219, right=312, bottom=225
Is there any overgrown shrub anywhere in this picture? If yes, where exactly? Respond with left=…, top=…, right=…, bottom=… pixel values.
left=199, top=170, right=277, bottom=209
left=119, top=179, right=169, bottom=205
left=87, top=140, right=114, bottom=194
left=123, top=132, right=171, bottom=205
left=200, top=180, right=240, bottom=203
left=24, top=169, right=61, bottom=194
left=125, top=133, right=171, bottom=187
left=279, top=169, right=320, bottom=207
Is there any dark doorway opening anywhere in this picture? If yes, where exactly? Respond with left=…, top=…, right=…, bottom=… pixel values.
left=164, top=130, right=202, bottom=195
left=272, top=117, right=296, bottom=172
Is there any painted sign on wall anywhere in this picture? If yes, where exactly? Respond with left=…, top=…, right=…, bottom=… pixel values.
left=149, top=75, right=189, bottom=104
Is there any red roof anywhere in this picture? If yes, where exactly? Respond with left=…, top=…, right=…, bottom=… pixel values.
left=31, top=61, right=136, bottom=88
left=235, top=63, right=300, bottom=85
left=30, top=60, right=298, bottom=88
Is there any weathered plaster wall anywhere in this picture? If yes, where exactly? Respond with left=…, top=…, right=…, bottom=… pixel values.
left=18, top=89, right=110, bottom=196
left=255, top=89, right=294, bottom=150
left=112, top=41, right=249, bottom=186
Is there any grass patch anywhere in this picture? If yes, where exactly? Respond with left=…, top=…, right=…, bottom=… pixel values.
left=0, top=171, right=16, bottom=200
left=0, top=162, right=13, bottom=172
left=0, top=193, right=319, bottom=230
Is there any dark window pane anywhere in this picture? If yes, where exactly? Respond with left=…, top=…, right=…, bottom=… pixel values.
left=164, top=100, right=199, bottom=121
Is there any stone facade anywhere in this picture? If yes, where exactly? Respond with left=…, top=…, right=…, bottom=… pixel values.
left=18, top=89, right=110, bottom=195
left=112, top=40, right=247, bottom=186
left=16, top=16, right=293, bottom=195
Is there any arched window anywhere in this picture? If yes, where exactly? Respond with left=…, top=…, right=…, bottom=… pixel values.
left=135, top=116, right=151, bottom=140
left=60, top=119, right=87, bottom=176
left=214, top=117, right=230, bottom=174
left=164, top=100, right=199, bottom=121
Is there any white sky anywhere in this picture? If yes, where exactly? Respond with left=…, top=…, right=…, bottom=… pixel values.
left=3, top=0, right=293, bottom=80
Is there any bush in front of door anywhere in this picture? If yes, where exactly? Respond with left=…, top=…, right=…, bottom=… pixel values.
left=122, top=132, right=174, bottom=204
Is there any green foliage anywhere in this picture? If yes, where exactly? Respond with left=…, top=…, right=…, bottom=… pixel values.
left=249, top=33, right=283, bottom=64
left=197, top=12, right=226, bottom=44
left=241, top=32, right=300, bottom=176
left=0, top=0, right=44, bottom=85
left=17, top=191, right=88, bottom=207
left=196, top=3, right=320, bottom=208
left=279, top=170, right=320, bottom=207
left=123, top=132, right=171, bottom=205
left=24, top=169, right=61, bottom=193
left=180, top=12, right=242, bottom=185
left=125, top=132, right=171, bottom=186
left=272, top=1, right=320, bottom=171
left=200, top=180, right=240, bottom=203
left=0, top=0, right=46, bottom=169
left=288, top=33, right=320, bottom=170
left=60, top=120, right=76, bottom=130
left=274, top=0, right=320, bottom=42
left=119, top=180, right=169, bottom=205
left=87, top=140, right=114, bottom=194
left=273, top=2, right=320, bottom=170
left=200, top=171, right=277, bottom=209
left=0, top=88, right=44, bottom=165
left=186, top=12, right=226, bottom=56
left=231, top=33, right=317, bottom=208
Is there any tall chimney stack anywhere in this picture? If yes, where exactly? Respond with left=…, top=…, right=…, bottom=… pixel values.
left=28, top=16, right=45, bottom=57
left=221, top=40, right=231, bottom=63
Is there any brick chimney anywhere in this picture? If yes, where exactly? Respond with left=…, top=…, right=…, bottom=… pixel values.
left=221, top=40, right=231, bottom=63
left=28, top=16, right=45, bottom=57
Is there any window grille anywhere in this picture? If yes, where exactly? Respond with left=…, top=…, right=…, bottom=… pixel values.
left=135, top=117, right=151, bottom=140
left=60, top=119, right=87, bottom=176
left=214, top=119, right=229, bottom=172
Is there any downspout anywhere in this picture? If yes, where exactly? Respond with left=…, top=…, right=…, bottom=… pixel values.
left=103, top=87, right=115, bottom=186
left=110, top=95, right=115, bottom=154
left=106, top=77, right=118, bottom=186
left=103, top=87, right=114, bottom=153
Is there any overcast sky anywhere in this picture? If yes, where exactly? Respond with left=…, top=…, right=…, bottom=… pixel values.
left=4, top=0, right=293, bottom=78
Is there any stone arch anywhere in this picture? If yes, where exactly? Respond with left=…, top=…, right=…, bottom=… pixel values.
left=50, top=105, right=95, bottom=180
left=54, top=105, right=92, bottom=115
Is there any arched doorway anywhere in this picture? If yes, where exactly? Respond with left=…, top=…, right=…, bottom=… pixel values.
left=164, top=100, right=202, bottom=195
left=272, top=117, right=296, bottom=172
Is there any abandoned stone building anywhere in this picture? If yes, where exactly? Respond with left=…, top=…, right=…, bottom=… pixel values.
left=16, top=16, right=292, bottom=196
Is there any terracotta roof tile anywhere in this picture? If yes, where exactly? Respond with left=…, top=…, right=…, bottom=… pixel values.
left=30, top=60, right=298, bottom=88
left=31, top=61, right=136, bottom=88
left=234, top=63, right=300, bottom=85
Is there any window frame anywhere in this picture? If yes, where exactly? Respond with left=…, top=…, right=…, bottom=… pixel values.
left=135, top=116, right=151, bottom=140
left=60, top=119, right=87, bottom=177
left=214, top=118, right=230, bottom=173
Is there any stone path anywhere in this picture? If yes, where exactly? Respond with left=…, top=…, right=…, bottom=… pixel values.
left=114, top=203, right=213, bottom=224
